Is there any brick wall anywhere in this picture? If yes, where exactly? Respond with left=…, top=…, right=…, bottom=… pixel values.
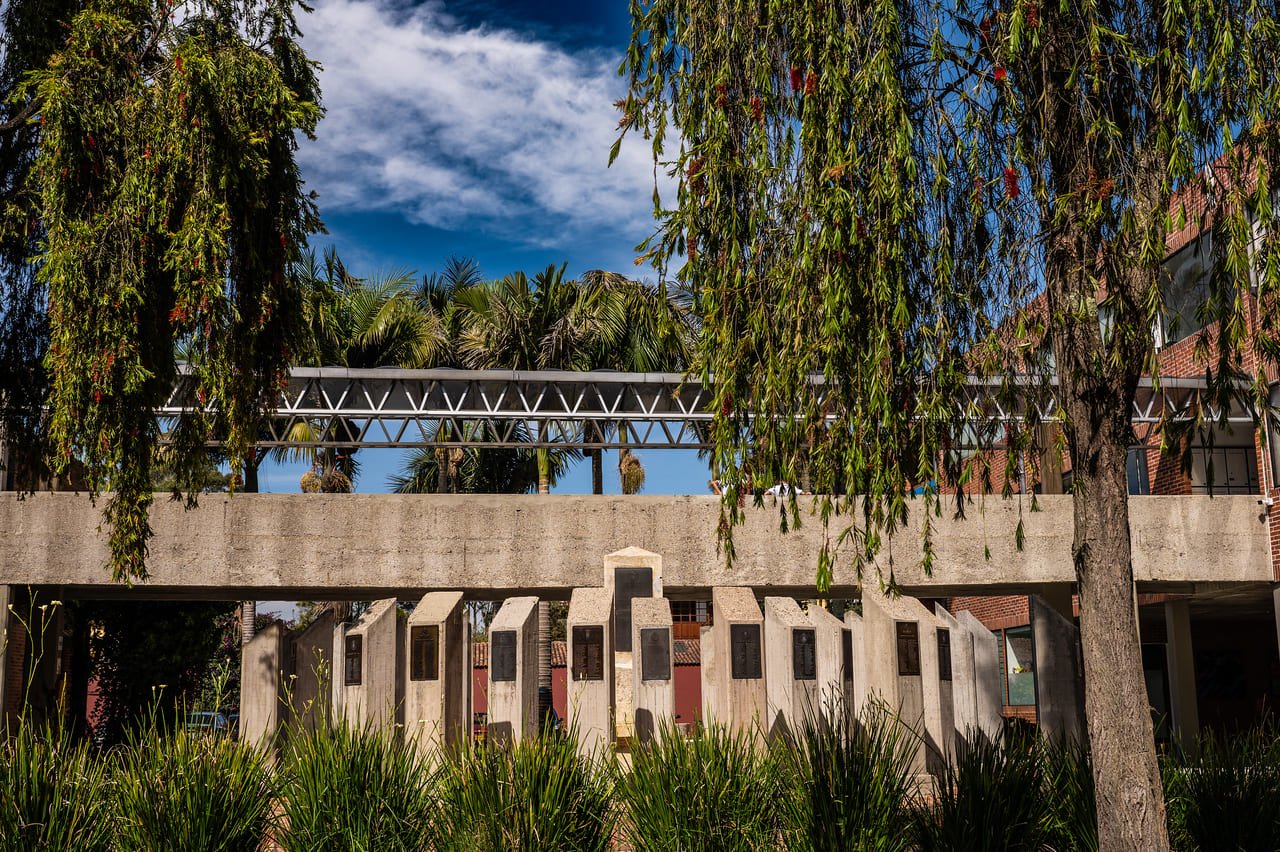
left=949, top=595, right=1029, bottom=631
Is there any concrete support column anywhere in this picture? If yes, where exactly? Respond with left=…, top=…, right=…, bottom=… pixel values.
left=337, top=599, right=402, bottom=731
left=239, top=622, right=285, bottom=747
left=957, top=610, right=1004, bottom=741
left=1029, top=594, right=1085, bottom=743
left=603, top=548, right=662, bottom=741
left=404, top=592, right=471, bottom=755
left=631, top=597, right=674, bottom=744
left=808, top=605, right=855, bottom=720
left=843, top=610, right=868, bottom=717
left=1164, top=599, right=1199, bottom=749
left=701, top=587, right=766, bottom=738
left=487, top=596, right=539, bottom=743
left=763, top=597, right=819, bottom=738
left=286, top=611, right=335, bottom=735
left=566, top=587, right=614, bottom=756
left=935, top=605, right=978, bottom=745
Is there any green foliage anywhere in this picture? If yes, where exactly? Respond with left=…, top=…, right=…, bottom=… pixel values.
left=25, top=0, right=321, bottom=580
left=84, top=600, right=236, bottom=745
left=912, top=733, right=1050, bottom=852
left=113, top=717, right=275, bottom=851
left=0, top=723, right=114, bottom=852
left=780, top=702, right=917, bottom=852
left=1162, top=725, right=1280, bottom=851
left=277, top=720, right=433, bottom=852
left=618, top=722, right=784, bottom=850
left=1040, top=737, right=1098, bottom=851
left=432, top=733, right=614, bottom=852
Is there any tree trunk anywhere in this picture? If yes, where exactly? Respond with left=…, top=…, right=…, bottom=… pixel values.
left=241, top=452, right=259, bottom=644
left=537, top=598, right=552, bottom=730
left=536, top=448, right=550, bottom=495
left=591, top=449, right=603, bottom=494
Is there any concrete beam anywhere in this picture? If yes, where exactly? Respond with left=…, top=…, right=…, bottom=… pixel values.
left=0, top=493, right=1269, bottom=597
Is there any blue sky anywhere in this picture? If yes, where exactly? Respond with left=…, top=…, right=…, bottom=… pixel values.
left=259, top=0, right=708, bottom=496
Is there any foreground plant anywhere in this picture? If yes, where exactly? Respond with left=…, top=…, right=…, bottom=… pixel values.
left=0, top=723, right=113, bottom=852
left=432, top=731, right=613, bottom=852
left=1163, top=725, right=1280, bottom=851
left=618, top=722, right=783, bottom=851
left=114, top=716, right=274, bottom=851
left=277, top=719, right=432, bottom=852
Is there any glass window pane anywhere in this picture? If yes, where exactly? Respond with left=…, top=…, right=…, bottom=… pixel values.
left=1005, top=626, right=1036, bottom=706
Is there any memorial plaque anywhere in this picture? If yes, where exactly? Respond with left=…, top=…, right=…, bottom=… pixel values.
left=613, top=566, right=653, bottom=652
left=640, top=628, right=672, bottom=681
left=344, top=635, right=362, bottom=686
left=491, top=630, right=517, bottom=682
left=841, top=628, right=854, bottom=682
left=792, top=628, right=817, bottom=681
left=730, top=623, right=762, bottom=680
left=571, top=625, right=605, bottom=681
left=895, top=622, right=921, bottom=677
left=410, top=624, right=439, bottom=681
left=937, top=628, right=952, bottom=682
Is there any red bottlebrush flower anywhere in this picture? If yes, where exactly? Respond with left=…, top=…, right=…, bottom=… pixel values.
left=197, top=388, right=207, bottom=405
left=750, top=95, right=763, bottom=122
left=143, top=146, right=151, bottom=159
left=1026, top=4, right=1039, bottom=28
left=715, top=82, right=728, bottom=108
left=790, top=66, right=803, bottom=92
left=1004, top=166, right=1020, bottom=199
left=86, top=133, right=96, bottom=149
left=93, top=391, right=102, bottom=405
left=980, top=15, right=992, bottom=43
left=720, top=394, right=733, bottom=417
left=175, top=55, right=183, bottom=74
left=279, top=233, right=289, bottom=249
left=192, top=256, right=200, bottom=270
left=994, top=66, right=1007, bottom=83
left=804, top=70, right=817, bottom=96
left=687, top=233, right=697, bottom=260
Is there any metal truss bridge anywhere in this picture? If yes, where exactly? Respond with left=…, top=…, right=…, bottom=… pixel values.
left=156, top=367, right=1253, bottom=451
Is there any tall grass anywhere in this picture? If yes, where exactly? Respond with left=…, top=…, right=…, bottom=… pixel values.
left=0, top=722, right=114, bottom=852
left=1163, top=724, right=1280, bottom=851
left=781, top=702, right=918, bottom=852
left=618, top=722, right=784, bottom=851
left=113, top=717, right=275, bottom=852
left=1040, top=736, right=1097, bottom=851
left=277, top=719, right=433, bottom=852
left=432, top=731, right=613, bottom=852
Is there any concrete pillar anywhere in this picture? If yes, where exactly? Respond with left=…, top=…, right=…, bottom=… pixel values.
left=809, top=605, right=855, bottom=720
left=404, top=592, right=471, bottom=755
left=239, top=622, right=285, bottom=747
left=1164, top=599, right=1199, bottom=749
left=631, top=596, right=674, bottom=743
left=701, top=587, right=766, bottom=738
left=487, top=596, right=539, bottom=743
left=935, top=605, right=978, bottom=745
left=565, top=587, right=614, bottom=756
left=286, top=611, right=335, bottom=735
left=956, top=610, right=1005, bottom=741
left=861, top=590, right=952, bottom=774
left=337, top=598, right=402, bottom=730
left=764, top=597, right=820, bottom=738
left=1029, top=594, right=1085, bottom=743
left=844, top=610, right=868, bottom=717
left=603, top=547, right=662, bottom=741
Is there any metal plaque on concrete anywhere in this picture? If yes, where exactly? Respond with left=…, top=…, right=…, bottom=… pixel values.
left=730, top=623, right=763, bottom=680
left=792, top=628, right=817, bottom=680
left=895, top=621, right=921, bottom=677
left=571, top=625, right=605, bottom=681
left=937, top=628, right=952, bottom=682
left=640, top=628, right=672, bottom=681
left=613, top=566, right=653, bottom=652
left=344, top=635, right=363, bottom=686
left=841, top=628, right=854, bottom=682
left=410, top=624, right=439, bottom=681
left=491, top=630, right=517, bottom=682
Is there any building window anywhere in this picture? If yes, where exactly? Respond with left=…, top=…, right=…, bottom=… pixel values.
left=1189, top=447, right=1259, bottom=495
left=344, top=635, right=362, bottom=686
left=1127, top=448, right=1151, bottom=495
left=1158, top=237, right=1212, bottom=348
left=995, top=626, right=1035, bottom=707
left=1270, top=384, right=1280, bottom=487
left=410, top=625, right=438, bottom=682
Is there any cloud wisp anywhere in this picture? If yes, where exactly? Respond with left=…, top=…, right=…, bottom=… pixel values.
left=298, top=0, right=666, bottom=261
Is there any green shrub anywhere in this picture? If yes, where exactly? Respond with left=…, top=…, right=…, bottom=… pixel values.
left=113, top=719, right=274, bottom=851
left=433, top=731, right=613, bottom=852
left=1163, top=725, right=1280, bottom=851
left=618, top=722, right=783, bottom=851
left=1039, top=736, right=1097, bottom=851
left=913, top=731, right=1050, bottom=852
left=781, top=702, right=918, bottom=852
left=277, top=719, right=432, bottom=852
left=0, top=723, right=114, bottom=852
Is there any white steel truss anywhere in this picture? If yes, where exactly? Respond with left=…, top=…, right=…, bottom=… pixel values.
left=157, top=367, right=1255, bottom=450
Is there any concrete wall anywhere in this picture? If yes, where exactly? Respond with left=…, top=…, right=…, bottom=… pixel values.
left=956, top=610, right=1004, bottom=739
left=487, top=596, right=539, bottom=743
left=337, top=599, right=402, bottom=730
left=240, top=623, right=285, bottom=747
left=808, top=605, right=855, bottom=719
left=565, top=587, right=614, bottom=756
left=403, top=592, right=470, bottom=754
left=1, top=493, right=1268, bottom=597
left=287, top=612, right=335, bottom=734
left=632, top=597, right=675, bottom=742
left=1030, top=594, right=1085, bottom=743
left=702, top=587, right=767, bottom=737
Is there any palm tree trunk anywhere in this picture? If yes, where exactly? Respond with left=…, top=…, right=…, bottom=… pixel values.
left=591, top=449, right=603, bottom=494
left=537, top=599, right=552, bottom=731
left=536, top=448, right=550, bottom=495
left=241, top=451, right=259, bottom=644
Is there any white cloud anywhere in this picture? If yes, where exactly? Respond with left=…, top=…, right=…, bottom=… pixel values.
left=298, top=0, right=667, bottom=257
